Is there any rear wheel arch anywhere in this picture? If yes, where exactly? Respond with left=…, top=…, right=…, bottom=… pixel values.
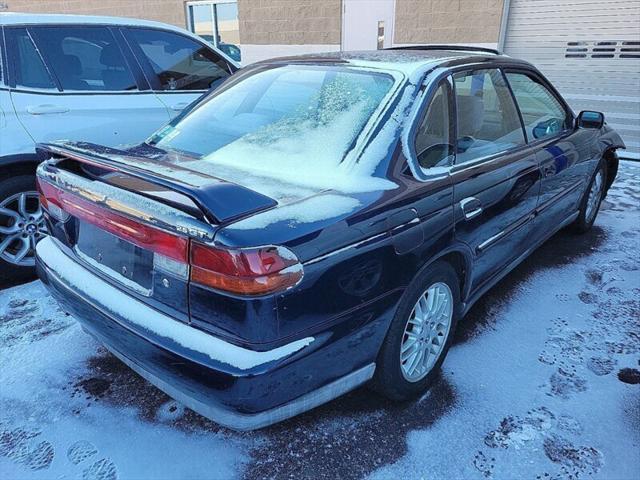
left=416, top=248, right=473, bottom=304
left=372, top=259, right=461, bottom=400
left=0, top=155, right=41, bottom=181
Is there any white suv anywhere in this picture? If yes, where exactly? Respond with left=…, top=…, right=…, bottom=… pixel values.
left=0, top=13, right=238, bottom=281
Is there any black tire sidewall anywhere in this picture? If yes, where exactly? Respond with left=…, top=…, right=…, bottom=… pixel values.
left=0, top=174, right=39, bottom=283
left=373, top=261, right=461, bottom=400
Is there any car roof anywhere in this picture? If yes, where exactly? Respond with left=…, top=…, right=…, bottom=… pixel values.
left=0, top=12, right=185, bottom=31
left=252, top=48, right=532, bottom=77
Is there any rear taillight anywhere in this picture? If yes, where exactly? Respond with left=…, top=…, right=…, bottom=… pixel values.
left=38, top=181, right=69, bottom=222
left=38, top=178, right=188, bottom=262
left=190, top=242, right=303, bottom=295
left=38, top=178, right=303, bottom=296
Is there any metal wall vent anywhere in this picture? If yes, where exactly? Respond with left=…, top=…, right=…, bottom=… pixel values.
left=565, top=41, right=640, bottom=59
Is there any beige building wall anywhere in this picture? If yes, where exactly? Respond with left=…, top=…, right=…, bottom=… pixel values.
left=3, top=0, right=187, bottom=28
left=3, top=0, right=506, bottom=64
left=238, top=0, right=342, bottom=64
left=394, top=0, right=504, bottom=46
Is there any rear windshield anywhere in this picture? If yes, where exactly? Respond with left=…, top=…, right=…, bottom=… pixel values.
left=149, top=65, right=394, bottom=181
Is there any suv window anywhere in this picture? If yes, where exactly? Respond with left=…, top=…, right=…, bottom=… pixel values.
left=5, top=28, right=56, bottom=89
left=453, top=69, right=525, bottom=164
left=506, top=72, right=569, bottom=141
left=30, top=26, right=136, bottom=91
left=414, top=81, right=454, bottom=169
left=126, top=28, right=231, bottom=91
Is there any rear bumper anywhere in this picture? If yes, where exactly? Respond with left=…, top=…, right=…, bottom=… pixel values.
left=36, top=237, right=375, bottom=430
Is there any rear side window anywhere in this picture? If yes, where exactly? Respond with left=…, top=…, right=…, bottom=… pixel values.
left=30, top=26, right=137, bottom=91
left=414, top=81, right=454, bottom=169
left=453, top=69, right=526, bottom=164
left=506, top=72, right=569, bottom=141
left=126, top=28, right=231, bottom=91
left=5, top=28, right=55, bottom=89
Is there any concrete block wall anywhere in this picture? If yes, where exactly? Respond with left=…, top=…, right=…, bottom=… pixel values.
left=238, top=0, right=341, bottom=45
left=4, top=0, right=187, bottom=28
left=394, top=0, right=504, bottom=45
left=237, top=0, right=342, bottom=64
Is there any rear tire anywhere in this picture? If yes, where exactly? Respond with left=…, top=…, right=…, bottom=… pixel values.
left=0, top=174, right=44, bottom=284
left=373, top=261, right=461, bottom=401
left=573, top=159, right=607, bottom=234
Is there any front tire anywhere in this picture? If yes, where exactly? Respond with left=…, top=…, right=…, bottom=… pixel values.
left=373, top=261, right=461, bottom=401
left=573, top=159, right=607, bottom=234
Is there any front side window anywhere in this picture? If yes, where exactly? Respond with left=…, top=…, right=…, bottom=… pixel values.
left=506, top=72, right=569, bottom=141
left=30, top=26, right=136, bottom=91
left=149, top=65, right=394, bottom=183
left=414, top=81, right=454, bottom=169
left=454, top=69, right=525, bottom=164
left=127, top=28, right=231, bottom=91
left=5, top=28, right=55, bottom=89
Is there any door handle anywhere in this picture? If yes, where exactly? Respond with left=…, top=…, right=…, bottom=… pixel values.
left=27, top=104, right=70, bottom=115
left=170, top=102, right=190, bottom=111
left=460, top=197, right=483, bottom=220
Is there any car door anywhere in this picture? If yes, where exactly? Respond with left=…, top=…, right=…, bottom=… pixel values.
left=0, top=26, right=35, bottom=161
left=503, top=70, right=587, bottom=231
left=449, top=68, right=542, bottom=292
left=122, top=27, right=235, bottom=118
left=5, top=25, right=170, bottom=148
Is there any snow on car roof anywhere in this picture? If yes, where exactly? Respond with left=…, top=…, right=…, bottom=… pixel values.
left=252, top=49, right=514, bottom=77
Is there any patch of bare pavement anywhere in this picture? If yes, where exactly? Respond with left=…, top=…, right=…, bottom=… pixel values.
left=1, top=162, right=639, bottom=480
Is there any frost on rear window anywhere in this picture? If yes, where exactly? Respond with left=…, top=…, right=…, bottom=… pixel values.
left=151, top=66, right=396, bottom=194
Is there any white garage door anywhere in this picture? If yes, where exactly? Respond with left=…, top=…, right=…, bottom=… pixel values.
left=503, top=0, right=640, bottom=159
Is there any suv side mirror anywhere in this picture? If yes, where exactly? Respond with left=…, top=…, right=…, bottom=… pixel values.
left=577, top=110, right=604, bottom=129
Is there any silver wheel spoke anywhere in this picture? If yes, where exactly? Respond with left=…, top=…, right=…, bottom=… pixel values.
left=0, top=234, right=17, bottom=256
left=401, top=341, right=418, bottom=361
left=18, top=193, right=29, bottom=217
left=408, top=347, right=424, bottom=375
left=408, top=312, right=421, bottom=328
left=11, top=237, right=31, bottom=263
left=0, top=223, right=20, bottom=235
left=0, top=206, right=20, bottom=221
left=405, top=347, right=420, bottom=369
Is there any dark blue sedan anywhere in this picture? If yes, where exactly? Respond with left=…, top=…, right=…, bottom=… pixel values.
left=34, top=47, right=625, bottom=430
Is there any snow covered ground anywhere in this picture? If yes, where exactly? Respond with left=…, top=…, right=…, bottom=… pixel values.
left=1, top=162, right=638, bottom=480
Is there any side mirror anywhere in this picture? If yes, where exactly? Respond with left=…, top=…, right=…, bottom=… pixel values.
left=577, top=110, right=604, bottom=129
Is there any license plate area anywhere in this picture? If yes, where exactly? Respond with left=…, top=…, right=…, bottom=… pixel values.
left=75, top=221, right=154, bottom=295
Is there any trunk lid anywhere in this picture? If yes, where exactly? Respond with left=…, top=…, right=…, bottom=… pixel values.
left=35, top=141, right=281, bottom=322
left=37, top=141, right=278, bottom=224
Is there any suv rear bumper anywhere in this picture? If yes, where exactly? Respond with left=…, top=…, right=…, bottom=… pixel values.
left=36, top=237, right=375, bottom=430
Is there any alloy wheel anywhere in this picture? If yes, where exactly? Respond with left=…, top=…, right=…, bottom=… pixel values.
left=585, top=169, right=604, bottom=223
left=400, top=282, right=454, bottom=382
left=0, top=191, right=47, bottom=267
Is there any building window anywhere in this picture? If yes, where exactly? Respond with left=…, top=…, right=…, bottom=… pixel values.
left=186, top=1, right=241, bottom=62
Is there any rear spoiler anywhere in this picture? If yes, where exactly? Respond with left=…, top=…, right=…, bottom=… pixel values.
left=36, top=142, right=278, bottom=225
